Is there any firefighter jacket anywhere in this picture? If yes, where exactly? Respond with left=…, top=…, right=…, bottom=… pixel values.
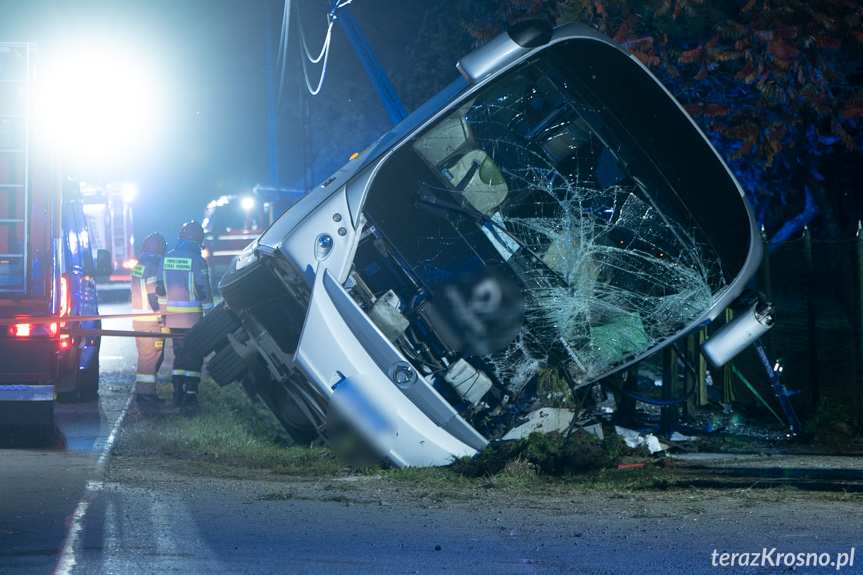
left=157, top=240, right=214, bottom=329
left=130, top=252, right=162, bottom=325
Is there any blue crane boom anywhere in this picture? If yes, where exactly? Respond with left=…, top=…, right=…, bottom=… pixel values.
left=329, top=1, right=408, bottom=125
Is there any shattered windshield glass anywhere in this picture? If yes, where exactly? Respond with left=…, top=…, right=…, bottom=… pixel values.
left=353, top=48, right=732, bottom=438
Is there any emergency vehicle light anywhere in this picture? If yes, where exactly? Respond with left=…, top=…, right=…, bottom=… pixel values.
left=59, top=276, right=70, bottom=317
left=122, top=258, right=138, bottom=270
left=8, top=322, right=59, bottom=338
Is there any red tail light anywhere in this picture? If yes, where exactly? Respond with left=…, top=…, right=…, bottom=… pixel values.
left=9, top=323, right=31, bottom=337
left=8, top=322, right=58, bottom=338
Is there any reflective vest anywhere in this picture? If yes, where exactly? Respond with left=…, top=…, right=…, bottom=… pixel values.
left=130, top=252, right=163, bottom=326
left=158, top=240, right=214, bottom=329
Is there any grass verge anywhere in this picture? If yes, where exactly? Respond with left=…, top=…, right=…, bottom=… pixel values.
left=114, top=378, right=863, bottom=502
left=115, top=378, right=343, bottom=476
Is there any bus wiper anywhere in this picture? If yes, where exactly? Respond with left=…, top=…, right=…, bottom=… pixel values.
left=415, top=190, right=569, bottom=287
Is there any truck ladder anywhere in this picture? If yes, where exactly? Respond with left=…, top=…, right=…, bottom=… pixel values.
left=0, top=44, right=34, bottom=293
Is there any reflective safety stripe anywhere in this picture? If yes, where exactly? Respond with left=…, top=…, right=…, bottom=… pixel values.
left=136, top=374, right=157, bottom=382
left=132, top=309, right=161, bottom=321
left=145, top=277, right=157, bottom=285
left=166, top=305, right=203, bottom=313
left=172, top=370, right=201, bottom=378
left=202, top=301, right=214, bottom=312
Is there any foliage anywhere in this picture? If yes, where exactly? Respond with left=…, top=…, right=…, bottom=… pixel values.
left=804, top=397, right=860, bottom=448
left=465, top=0, right=863, bottom=239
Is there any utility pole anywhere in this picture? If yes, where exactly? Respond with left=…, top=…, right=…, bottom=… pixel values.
left=264, top=1, right=279, bottom=186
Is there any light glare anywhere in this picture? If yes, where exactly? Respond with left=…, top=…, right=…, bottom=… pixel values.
left=40, top=44, right=163, bottom=168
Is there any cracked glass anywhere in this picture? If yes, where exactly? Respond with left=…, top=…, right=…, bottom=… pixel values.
left=354, top=47, right=737, bottom=437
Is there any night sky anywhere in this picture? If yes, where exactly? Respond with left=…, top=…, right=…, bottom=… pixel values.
left=0, top=0, right=471, bottom=243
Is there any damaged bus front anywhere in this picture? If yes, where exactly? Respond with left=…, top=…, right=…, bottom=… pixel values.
left=187, top=22, right=763, bottom=467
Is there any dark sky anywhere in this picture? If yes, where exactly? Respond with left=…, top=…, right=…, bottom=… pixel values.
left=0, top=0, right=473, bottom=241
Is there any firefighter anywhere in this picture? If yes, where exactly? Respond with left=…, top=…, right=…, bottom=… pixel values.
left=156, top=221, right=214, bottom=406
left=131, top=232, right=169, bottom=404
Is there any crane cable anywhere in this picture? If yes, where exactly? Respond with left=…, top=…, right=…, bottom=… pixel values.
left=297, top=6, right=335, bottom=95
left=275, top=0, right=353, bottom=101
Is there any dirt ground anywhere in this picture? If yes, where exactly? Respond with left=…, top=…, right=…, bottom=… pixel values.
left=106, top=440, right=863, bottom=518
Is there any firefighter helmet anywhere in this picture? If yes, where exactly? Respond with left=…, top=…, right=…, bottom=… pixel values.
left=179, top=221, right=205, bottom=244
left=141, top=232, right=167, bottom=256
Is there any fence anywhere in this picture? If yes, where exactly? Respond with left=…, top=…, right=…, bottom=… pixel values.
left=631, top=227, right=863, bottom=432
left=752, top=228, right=863, bottom=424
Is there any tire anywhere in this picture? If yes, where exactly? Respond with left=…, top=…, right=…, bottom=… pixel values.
left=57, top=334, right=100, bottom=402
left=56, top=348, right=82, bottom=402
left=77, top=327, right=101, bottom=400
left=77, top=351, right=100, bottom=401
left=183, top=301, right=241, bottom=358
left=206, top=344, right=248, bottom=387
left=219, top=258, right=285, bottom=311
left=255, top=378, right=320, bottom=446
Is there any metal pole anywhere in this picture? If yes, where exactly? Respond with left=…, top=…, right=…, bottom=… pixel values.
left=698, top=328, right=709, bottom=406
left=263, top=0, right=279, bottom=186
left=759, top=225, right=773, bottom=351
left=660, top=346, right=677, bottom=434
left=722, top=308, right=735, bottom=403
left=684, top=334, right=696, bottom=418
left=804, top=225, right=819, bottom=407
left=857, top=221, right=863, bottom=423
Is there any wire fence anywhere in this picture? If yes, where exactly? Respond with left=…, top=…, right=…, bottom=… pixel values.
left=746, top=229, right=863, bottom=424
left=621, top=228, right=863, bottom=433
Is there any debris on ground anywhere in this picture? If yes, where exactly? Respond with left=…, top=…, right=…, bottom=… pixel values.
left=450, top=430, right=650, bottom=478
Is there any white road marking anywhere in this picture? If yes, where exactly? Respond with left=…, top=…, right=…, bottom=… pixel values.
left=101, top=356, right=125, bottom=360
left=54, top=393, right=133, bottom=575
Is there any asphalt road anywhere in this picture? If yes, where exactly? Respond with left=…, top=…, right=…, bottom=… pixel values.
left=0, top=303, right=135, bottom=575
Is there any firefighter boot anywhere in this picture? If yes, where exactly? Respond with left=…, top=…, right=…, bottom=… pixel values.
left=172, top=379, right=186, bottom=406
left=182, top=390, right=198, bottom=411
left=182, top=381, right=199, bottom=410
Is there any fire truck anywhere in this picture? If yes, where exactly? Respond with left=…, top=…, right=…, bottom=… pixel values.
left=202, top=184, right=304, bottom=291
left=0, top=43, right=110, bottom=441
left=81, top=181, right=137, bottom=295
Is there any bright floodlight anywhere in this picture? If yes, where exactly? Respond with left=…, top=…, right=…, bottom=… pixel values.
left=39, top=44, right=163, bottom=169
left=123, top=183, right=138, bottom=203
left=241, top=197, right=255, bottom=211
